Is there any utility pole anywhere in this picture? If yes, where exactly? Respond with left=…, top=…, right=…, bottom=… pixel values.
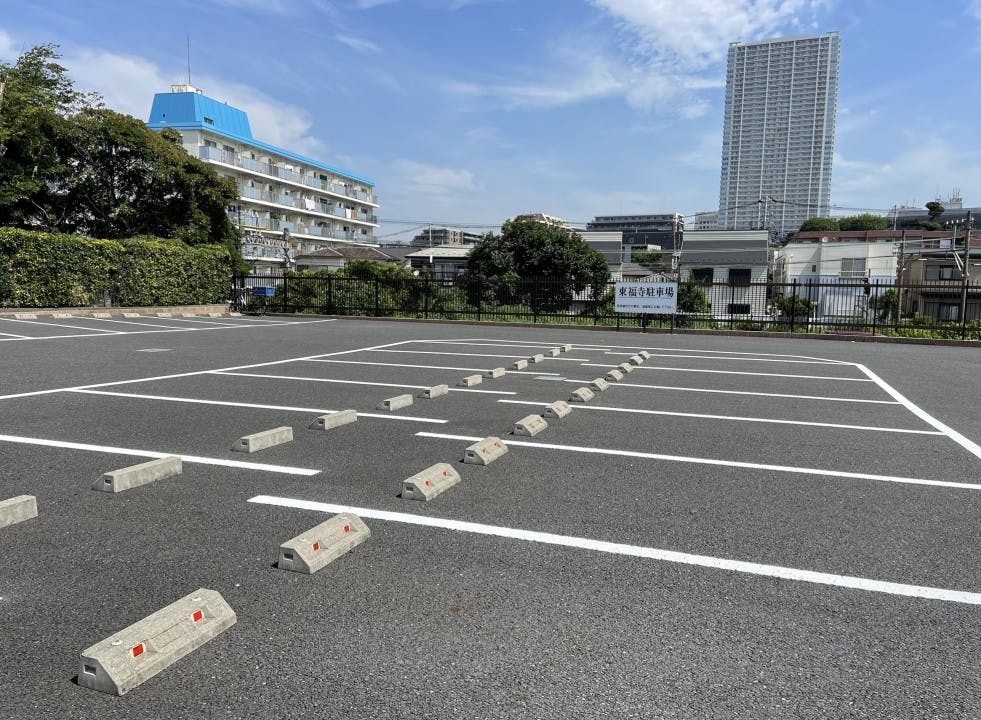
left=894, top=230, right=906, bottom=322
left=962, top=211, right=973, bottom=328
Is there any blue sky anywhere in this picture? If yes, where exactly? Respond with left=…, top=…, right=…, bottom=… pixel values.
left=3, top=0, right=980, bottom=242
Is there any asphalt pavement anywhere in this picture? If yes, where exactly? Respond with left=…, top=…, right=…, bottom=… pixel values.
left=1, top=314, right=979, bottom=719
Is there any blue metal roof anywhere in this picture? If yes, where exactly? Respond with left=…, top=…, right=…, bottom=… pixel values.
left=147, top=90, right=375, bottom=186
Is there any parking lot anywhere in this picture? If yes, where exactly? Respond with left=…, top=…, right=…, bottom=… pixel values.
left=1, top=313, right=979, bottom=719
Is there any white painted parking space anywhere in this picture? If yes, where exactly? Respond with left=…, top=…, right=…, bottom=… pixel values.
left=559, top=378, right=901, bottom=404
left=249, top=495, right=981, bottom=606
left=577, top=363, right=871, bottom=382
left=0, top=433, right=320, bottom=475
left=601, top=351, right=846, bottom=365
left=69, top=389, right=448, bottom=424
left=496, top=399, right=943, bottom=435
left=212, top=370, right=518, bottom=395
left=415, top=432, right=981, bottom=491
left=0, top=316, right=337, bottom=342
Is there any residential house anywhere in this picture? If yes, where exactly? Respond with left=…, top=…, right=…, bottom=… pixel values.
left=677, top=230, right=770, bottom=317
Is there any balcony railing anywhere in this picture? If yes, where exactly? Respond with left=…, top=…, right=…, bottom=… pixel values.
left=198, top=145, right=375, bottom=205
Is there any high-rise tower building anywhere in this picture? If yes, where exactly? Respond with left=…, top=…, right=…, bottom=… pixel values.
left=718, top=32, right=840, bottom=237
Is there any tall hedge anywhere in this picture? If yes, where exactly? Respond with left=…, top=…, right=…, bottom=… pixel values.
left=0, top=228, right=232, bottom=307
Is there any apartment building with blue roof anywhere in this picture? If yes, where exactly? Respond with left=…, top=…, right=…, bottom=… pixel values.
left=147, top=84, right=378, bottom=274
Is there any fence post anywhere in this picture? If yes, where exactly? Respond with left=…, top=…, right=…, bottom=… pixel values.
left=374, top=278, right=380, bottom=317
left=476, top=282, right=481, bottom=322
left=789, top=279, right=798, bottom=333
left=805, top=279, right=812, bottom=333
left=871, top=280, right=879, bottom=336
left=728, top=280, right=734, bottom=330
left=283, top=274, right=289, bottom=313
left=327, top=275, right=333, bottom=314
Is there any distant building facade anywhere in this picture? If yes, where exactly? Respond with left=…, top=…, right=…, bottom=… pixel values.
left=512, top=213, right=570, bottom=228
left=687, top=211, right=719, bottom=232
left=678, top=230, right=770, bottom=317
left=888, top=194, right=981, bottom=229
left=718, top=32, right=840, bottom=236
left=410, top=227, right=484, bottom=247
left=405, top=246, right=472, bottom=277
left=586, top=214, right=683, bottom=251
left=147, top=84, right=378, bottom=275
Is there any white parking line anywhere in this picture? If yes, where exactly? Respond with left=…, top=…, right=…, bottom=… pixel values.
left=858, top=364, right=981, bottom=462
left=303, top=359, right=495, bottom=372
left=213, top=371, right=518, bottom=395
left=378, top=349, right=588, bottom=362
left=69, top=389, right=447, bottom=424
left=0, top=331, right=30, bottom=338
left=579, top=364, right=870, bottom=382
left=426, top=339, right=848, bottom=364
left=496, top=399, right=943, bottom=435
left=0, top=318, right=337, bottom=342
left=378, top=349, right=531, bottom=360
left=144, top=316, right=242, bottom=326
left=81, top=317, right=217, bottom=329
left=0, top=338, right=418, bottom=401
left=248, top=495, right=981, bottom=606
left=602, top=352, right=844, bottom=365
left=569, top=341, right=850, bottom=364
left=416, top=432, right=981, bottom=491
left=0, top=434, right=320, bottom=475
left=0, top=317, right=121, bottom=333
left=559, top=380, right=901, bottom=404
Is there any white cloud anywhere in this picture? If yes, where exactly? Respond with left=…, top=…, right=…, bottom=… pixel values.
left=335, top=34, right=383, bottom=54
left=199, top=0, right=296, bottom=12
left=64, top=48, right=326, bottom=157
left=833, top=139, right=981, bottom=207
left=969, top=0, right=981, bottom=20
left=393, top=159, right=479, bottom=195
left=447, top=0, right=832, bottom=114
left=589, top=0, right=834, bottom=68
left=445, top=51, right=709, bottom=114
left=0, top=30, right=14, bottom=62
left=676, top=132, right=722, bottom=170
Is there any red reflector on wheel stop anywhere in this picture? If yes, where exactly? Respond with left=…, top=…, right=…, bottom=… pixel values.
left=132, top=643, right=145, bottom=658
left=192, top=610, right=203, bottom=623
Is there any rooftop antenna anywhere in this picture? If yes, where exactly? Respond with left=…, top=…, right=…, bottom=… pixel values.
left=186, top=34, right=192, bottom=86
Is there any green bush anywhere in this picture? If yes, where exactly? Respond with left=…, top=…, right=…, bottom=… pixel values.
left=0, top=227, right=232, bottom=307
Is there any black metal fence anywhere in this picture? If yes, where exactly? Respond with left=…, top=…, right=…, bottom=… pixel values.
left=230, top=274, right=981, bottom=340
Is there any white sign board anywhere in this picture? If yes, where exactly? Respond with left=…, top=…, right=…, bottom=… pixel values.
left=614, top=282, right=678, bottom=314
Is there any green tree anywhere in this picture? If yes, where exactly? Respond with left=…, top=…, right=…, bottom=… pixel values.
left=0, top=44, right=99, bottom=229
left=799, top=217, right=839, bottom=232
left=867, top=288, right=899, bottom=323
left=677, top=279, right=710, bottom=313
left=631, top=249, right=664, bottom=271
left=926, top=201, right=945, bottom=223
left=838, top=213, right=888, bottom=231
left=775, top=294, right=813, bottom=318
left=465, top=218, right=609, bottom=312
left=0, top=44, right=238, bottom=248
left=58, top=109, right=238, bottom=245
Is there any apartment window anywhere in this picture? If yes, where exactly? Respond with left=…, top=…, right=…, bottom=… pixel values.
left=938, top=304, right=960, bottom=322
left=691, top=268, right=714, bottom=285
left=840, top=257, right=866, bottom=278
left=925, top=265, right=958, bottom=281
left=728, top=268, right=752, bottom=286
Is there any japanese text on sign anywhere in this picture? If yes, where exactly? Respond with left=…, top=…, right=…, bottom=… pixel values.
left=614, top=282, right=678, bottom=313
